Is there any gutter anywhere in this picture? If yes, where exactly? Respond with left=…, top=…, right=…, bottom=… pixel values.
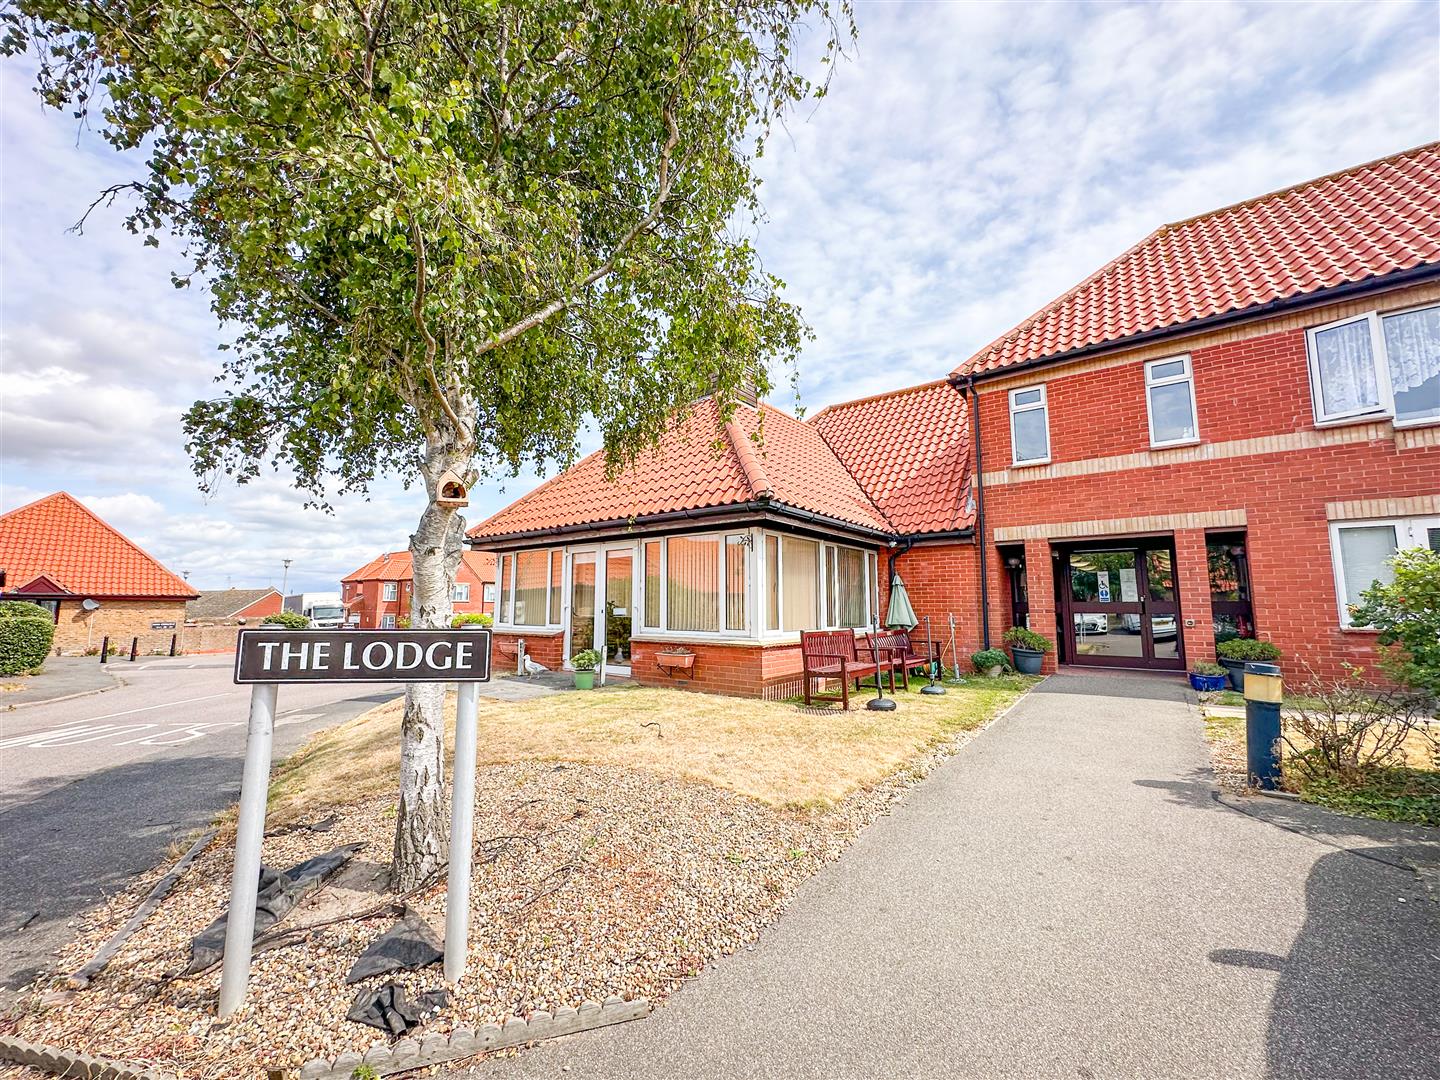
left=961, top=375, right=990, bottom=648
left=949, top=263, right=1440, bottom=386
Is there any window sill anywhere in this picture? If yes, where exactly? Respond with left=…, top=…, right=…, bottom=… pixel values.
left=1392, top=415, right=1440, bottom=430
left=1009, top=458, right=1051, bottom=469
left=1149, top=438, right=1202, bottom=451
left=1339, top=625, right=1381, bottom=634
left=494, top=625, right=564, bottom=634
left=1312, top=412, right=1390, bottom=430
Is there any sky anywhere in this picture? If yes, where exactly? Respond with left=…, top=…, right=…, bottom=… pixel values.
left=2, top=0, right=1438, bottom=593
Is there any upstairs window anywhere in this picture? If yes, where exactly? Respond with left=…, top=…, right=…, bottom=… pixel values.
left=452, top=583, right=470, bottom=603
left=1144, top=355, right=1199, bottom=446
left=1009, top=385, right=1050, bottom=465
left=382, top=581, right=398, bottom=601
left=1307, top=305, right=1440, bottom=426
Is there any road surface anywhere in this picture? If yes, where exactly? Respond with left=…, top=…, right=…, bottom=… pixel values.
left=0, top=653, right=399, bottom=993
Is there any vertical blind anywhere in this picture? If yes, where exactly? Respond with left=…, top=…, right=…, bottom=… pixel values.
left=497, top=554, right=511, bottom=622
left=513, top=550, right=549, bottom=625
left=643, top=541, right=661, bottom=628
left=667, top=536, right=719, bottom=631
left=725, top=536, right=747, bottom=631
left=780, top=536, right=818, bottom=632
left=548, top=551, right=563, bottom=624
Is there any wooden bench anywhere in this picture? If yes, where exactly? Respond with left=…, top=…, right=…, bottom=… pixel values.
left=865, top=630, right=938, bottom=691
left=800, top=629, right=891, bottom=708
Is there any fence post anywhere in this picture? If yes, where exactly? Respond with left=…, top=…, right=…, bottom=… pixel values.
left=99, top=636, right=109, bottom=664
left=169, top=633, right=178, bottom=657
left=129, top=637, right=138, bottom=662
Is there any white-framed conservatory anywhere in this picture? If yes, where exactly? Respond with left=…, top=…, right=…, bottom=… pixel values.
left=489, top=526, right=882, bottom=671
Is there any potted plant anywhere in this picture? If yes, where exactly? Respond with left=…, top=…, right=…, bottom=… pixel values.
left=971, top=648, right=1010, bottom=677
left=570, top=649, right=601, bottom=689
left=1215, top=637, right=1282, bottom=690
left=1002, top=626, right=1053, bottom=675
left=1189, top=661, right=1228, bottom=692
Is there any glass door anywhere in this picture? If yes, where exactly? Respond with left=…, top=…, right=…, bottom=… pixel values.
left=602, top=547, right=634, bottom=675
left=1061, top=541, right=1183, bottom=670
left=566, top=551, right=596, bottom=669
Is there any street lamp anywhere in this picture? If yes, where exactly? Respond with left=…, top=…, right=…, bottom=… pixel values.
left=282, top=559, right=293, bottom=595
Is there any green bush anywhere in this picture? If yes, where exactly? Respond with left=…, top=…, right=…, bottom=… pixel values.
left=262, top=610, right=310, bottom=629
left=1216, top=637, right=1281, bottom=662
left=1191, top=661, right=1227, bottom=676
left=1002, top=626, right=1053, bottom=653
left=451, top=612, right=494, bottom=628
left=971, top=648, right=1010, bottom=673
left=1348, top=547, right=1440, bottom=697
left=569, top=649, right=601, bottom=671
left=0, top=600, right=55, bottom=675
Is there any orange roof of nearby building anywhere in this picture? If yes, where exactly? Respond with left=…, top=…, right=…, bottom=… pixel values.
left=343, top=549, right=495, bottom=583
left=955, top=143, right=1440, bottom=376
left=812, top=381, right=973, bottom=534
left=468, top=397, right=896, bottom=541
left=0, top=492, right=198, bottom=599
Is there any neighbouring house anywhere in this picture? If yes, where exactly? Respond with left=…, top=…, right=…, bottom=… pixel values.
left=185, top=588, right=283, bottom=625
left=471, top=143, right=1440, bottom=695
left=0, top=492, right=199, bottom=654
left=341, top=549, right=497, bottom=629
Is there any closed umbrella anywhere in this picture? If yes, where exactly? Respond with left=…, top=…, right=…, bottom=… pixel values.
left=885, top=574, right=918, bottom=631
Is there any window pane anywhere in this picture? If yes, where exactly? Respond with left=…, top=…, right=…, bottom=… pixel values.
left=514, top=550, right=548, bottom=625
left=766, top=535, right=780, bottom=631
left=1338, top=525, right=1397, bottom=611
left=725, top=536, right=747, bottom=631
left=1382, top=307, right=1440, bottom=424
left=498, top=556, right=511, bottom=622
left=643, top=541, right=661, bottom=628
left=1145, top=549, right=1175, bottom=602
left=1013, top=388, right=1042, bottom=405
left=1149, top=358, right=1187, bottom=381
left=1314, top=320, right=1379, bottom=416
left=1149, top=380, right=1196, bottom=442
left=1207, top=538, right=1250, bottom=602
left=780, top=537, right=819, bottom=631
left=834, top=547, right=866, bottom=627
left=548, top=551, right=563, bottom=624
left=1012, top=406, right=1049, bottom=462
left=667, top=536, right=719, bottom=632
left=824, top=546, right=837, bottom=626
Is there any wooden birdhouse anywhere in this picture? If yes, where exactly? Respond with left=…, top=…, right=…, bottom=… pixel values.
left=436, top=469, right=470, bottom=508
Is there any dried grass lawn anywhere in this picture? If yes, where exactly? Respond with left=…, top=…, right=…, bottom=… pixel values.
left=268, top=678, right=1031, bottom=821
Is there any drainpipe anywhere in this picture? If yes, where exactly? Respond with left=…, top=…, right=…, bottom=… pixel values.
left=964, top=375, right=991, bottom=649
left=886, top=537, right=914, bottom=589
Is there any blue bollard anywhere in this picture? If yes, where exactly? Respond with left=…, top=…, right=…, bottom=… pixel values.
left=1244, top=662, right=1283, bottom=790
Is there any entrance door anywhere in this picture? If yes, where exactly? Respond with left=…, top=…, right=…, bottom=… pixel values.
left=602, top=547, right=634, bottom=675
left=566, top=551, right=596, bottom=668
left=1061, top=541, right=1183, bottom=670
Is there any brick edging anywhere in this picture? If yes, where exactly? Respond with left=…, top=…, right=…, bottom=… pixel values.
left=298, top=996, right=651, bottom=1079
left=0, top=1035, right=169, bottom=1080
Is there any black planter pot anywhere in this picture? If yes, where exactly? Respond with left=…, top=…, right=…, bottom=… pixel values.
left=1011, top=646, right=1045, bottom=675
left=1218, top=657, right=1246, bottom=690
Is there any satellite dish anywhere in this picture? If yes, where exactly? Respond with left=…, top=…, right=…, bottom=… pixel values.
left=81, top=598, right=101, bottom=611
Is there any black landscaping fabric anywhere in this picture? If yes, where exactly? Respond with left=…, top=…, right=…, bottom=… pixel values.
left=184, top=844, right=362, bottom=973
left=345, top=909, right=444, bottom=983
left=346, top=983, right=449, bottom=1036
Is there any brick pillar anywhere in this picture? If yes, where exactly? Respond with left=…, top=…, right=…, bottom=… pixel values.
left=1175, top=529, right=1215, bottom=669
left=1023, top=537, right=1059, bottom=673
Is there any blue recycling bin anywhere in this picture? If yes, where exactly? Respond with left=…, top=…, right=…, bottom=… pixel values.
left=1244, top=662, right=1283, bottom=790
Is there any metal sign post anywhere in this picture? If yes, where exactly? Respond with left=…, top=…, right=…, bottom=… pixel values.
left=218, top=629, right=491, bottom=1018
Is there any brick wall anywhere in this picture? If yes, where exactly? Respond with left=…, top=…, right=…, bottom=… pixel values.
left=963, top=283, right=1440, bottom=682
left=52, top=599, right=189, bottom=655
left=491, top=630, right=565, bottom=673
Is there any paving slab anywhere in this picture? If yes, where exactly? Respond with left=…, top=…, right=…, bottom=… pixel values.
left=1, top=656, right=120, bottom=709
left=452, top=672, right=1439, bottom=1080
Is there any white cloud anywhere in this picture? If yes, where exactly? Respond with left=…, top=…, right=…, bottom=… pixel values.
left=2, top=0, right=1436, bottom=587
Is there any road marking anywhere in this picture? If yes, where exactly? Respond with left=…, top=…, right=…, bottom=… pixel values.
left=82, top=691, right=239, bottom=722
left=117, top=723, right=241, bottom=746
left=0, top=724, right=155, bottom=748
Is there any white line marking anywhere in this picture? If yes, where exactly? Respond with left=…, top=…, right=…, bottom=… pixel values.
left=81, top=691, right=239, bottom=722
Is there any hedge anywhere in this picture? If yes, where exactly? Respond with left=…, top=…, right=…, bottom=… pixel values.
left=0, top=600, right=56, bottom=675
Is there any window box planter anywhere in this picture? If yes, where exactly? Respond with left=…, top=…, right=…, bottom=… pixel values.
left=655, top=649, right=696, bottom=680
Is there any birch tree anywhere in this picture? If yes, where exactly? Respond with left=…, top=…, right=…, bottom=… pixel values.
left=5, top=0, right=849, bottom=888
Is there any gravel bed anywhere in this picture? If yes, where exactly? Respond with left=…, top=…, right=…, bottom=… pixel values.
left=0, top=712, right=1005, bottom=1078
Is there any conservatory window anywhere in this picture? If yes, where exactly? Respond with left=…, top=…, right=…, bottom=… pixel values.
left=667, top=536, right=720, bottom=632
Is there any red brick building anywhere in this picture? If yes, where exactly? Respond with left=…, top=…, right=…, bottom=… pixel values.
left=0, top=492, right=198, bottom=654
left=185, top=588, right=283, bottom=625
left=472, top=145, right=1440, bottom=694
left=341, top=550, right=497, bottom=629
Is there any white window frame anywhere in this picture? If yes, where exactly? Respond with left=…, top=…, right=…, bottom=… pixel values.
left=1307, top=303, right=1440, bottom=428
left=635, top=530, right=752, bottom=638
left=1143, top=354, right=1200, bottom=448
left=495, top=549, right=562, bottom=629
left=482, top=582, right=496, bottom=605
left=1008, top=384, right=1050, bottom=466
left=382, top=581, right=398, bottom=602
left=380, top=614, right=397, bottom=629
left=759, top=531, right=875, bottom=636
left=452, top=583, right=471, bottom=603
left=1328, top=516, right=1440, bottom=627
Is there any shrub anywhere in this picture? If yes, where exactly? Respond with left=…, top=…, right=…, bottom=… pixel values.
left=396, top=615, right=412, bottom=629
left=1191, top=661, right=1227, bottom=676
left=0, top=600, right=55, bottom=675
left=262, top=610, right=310, bottom=629
left=1348, top=547, right=1440, bottom=698
left=971, top=648, right=1010, bottom=673
left=1002, top=626, right=1053, bottom=653
left=1216, top=637, right=1281, bottom=662
left=570, top=649, right=601, bottom=671
left=451, top=612, right=494, bottom=628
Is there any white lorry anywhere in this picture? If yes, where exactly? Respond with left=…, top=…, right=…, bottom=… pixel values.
left=283, top=592, right=346, bottom=628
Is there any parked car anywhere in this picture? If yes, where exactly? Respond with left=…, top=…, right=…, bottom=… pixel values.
left=1119, top=613, right=1177, bottom=638
left=1073, top=612, right=1109, bottom=634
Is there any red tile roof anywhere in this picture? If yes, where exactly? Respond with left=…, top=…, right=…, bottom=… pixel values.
left=812, top=381, right=972, bottom=534
left=343, top=549, right=495, bottom=583
left=0, top=492, right=198, bottom=599
left=468, top=397, right=894, bottom=541
left=955, top=143, right=1440, bottom=376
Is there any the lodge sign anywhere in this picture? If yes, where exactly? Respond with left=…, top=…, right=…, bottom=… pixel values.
left=234, top=628, right=492, bottom=684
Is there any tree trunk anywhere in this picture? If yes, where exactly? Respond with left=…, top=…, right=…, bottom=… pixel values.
left=391, top=433, right=470, bottom=892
